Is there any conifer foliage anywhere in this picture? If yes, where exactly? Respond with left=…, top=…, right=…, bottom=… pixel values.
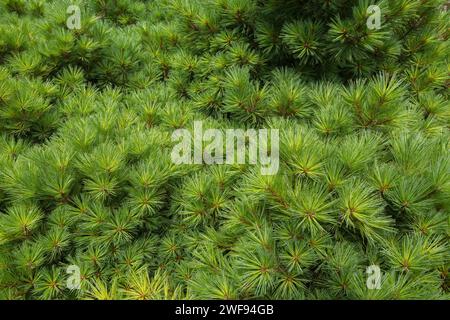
left=0, top=0, right=448, bottom=300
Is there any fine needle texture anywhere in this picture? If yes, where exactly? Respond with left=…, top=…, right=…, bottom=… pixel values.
left=0, top=0, right=448, bottom=300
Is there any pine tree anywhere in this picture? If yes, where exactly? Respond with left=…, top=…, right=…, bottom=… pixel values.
left=0, top=0, right=448, bottom=300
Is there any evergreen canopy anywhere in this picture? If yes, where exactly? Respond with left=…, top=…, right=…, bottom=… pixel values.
left=0, top=0, right=448, bottom=300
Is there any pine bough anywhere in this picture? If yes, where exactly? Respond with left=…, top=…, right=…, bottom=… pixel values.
left=0, top=0, right=448, bottom=300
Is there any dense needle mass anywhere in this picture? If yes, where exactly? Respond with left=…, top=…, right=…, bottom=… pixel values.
left=0, top=0, right=448, bottom=300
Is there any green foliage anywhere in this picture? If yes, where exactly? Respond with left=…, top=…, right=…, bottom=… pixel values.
left=0, top=0, right=448, bottom=300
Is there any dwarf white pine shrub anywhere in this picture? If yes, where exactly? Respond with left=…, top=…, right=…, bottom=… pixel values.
left=0, top=0, right=448, bottom=300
